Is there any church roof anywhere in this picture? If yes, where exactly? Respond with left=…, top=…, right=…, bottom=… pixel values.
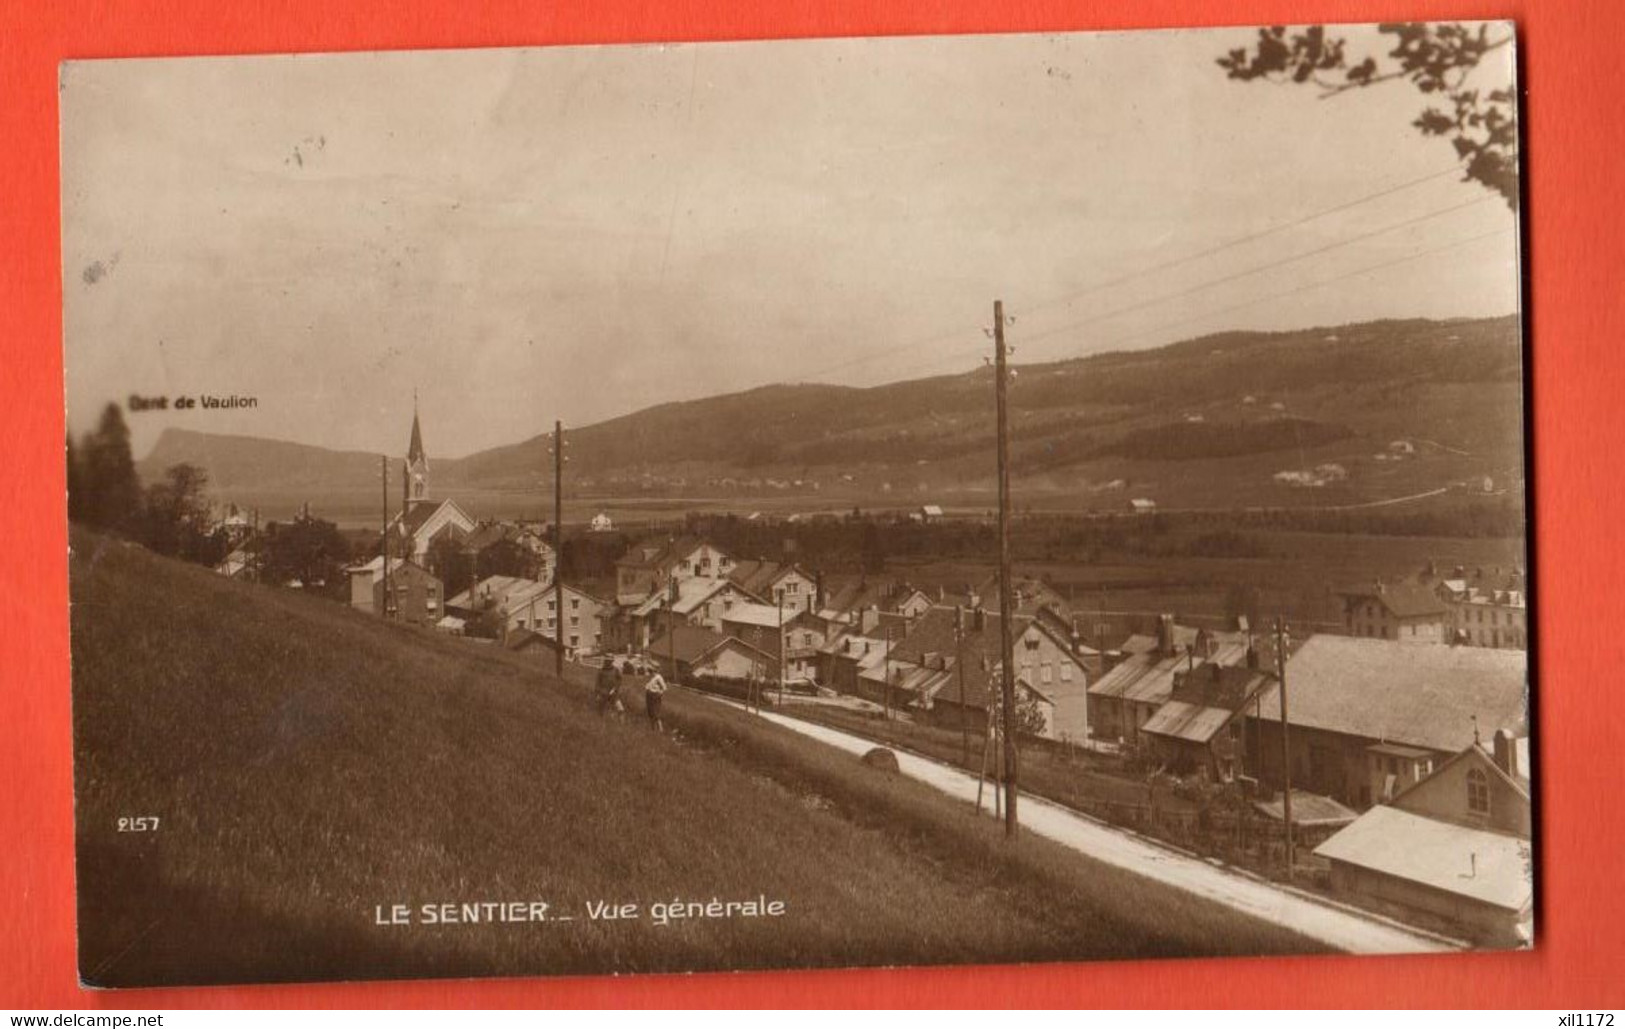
left=407, top=407, right=426, bottom=465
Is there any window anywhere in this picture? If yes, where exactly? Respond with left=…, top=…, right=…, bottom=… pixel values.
left=570, top=634, right=579, bottom=647
left=787, top=582, right=799, bottom=594
left=1060, top=664, right=1073, bottom=682
left=571, top=598, right=580, bottom=610
left=570, top=616, right=579, bottom=627
left=1041, top=663, right=1053, bottom=684
left=548, top=599, right=557, bottom=611
left=1467, top=768, right=1491, bottom=815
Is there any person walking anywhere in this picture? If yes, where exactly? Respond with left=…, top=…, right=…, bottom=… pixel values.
left=643, top=669, right=668, bottom=731
left=595, top=660, right=624, bottom=717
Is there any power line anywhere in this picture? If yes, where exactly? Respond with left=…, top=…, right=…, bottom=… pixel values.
left=1016, top=166, right=1466, bottom=320
left=1019, top=193, right=1499, bottom=352
left=805, top=167, right=1472, bottom=383
left=1097, top=226, right=1515, bottom=352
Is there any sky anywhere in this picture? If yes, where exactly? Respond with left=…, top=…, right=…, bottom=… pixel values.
left=61, top=24, right=1521, bottom=460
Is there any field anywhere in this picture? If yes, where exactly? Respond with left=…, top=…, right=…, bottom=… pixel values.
left=69, top=528, right=1324, bottom=986
left=885, top=527, right=1526, bottom=632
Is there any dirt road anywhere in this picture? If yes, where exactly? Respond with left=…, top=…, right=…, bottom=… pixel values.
left=742, top=704, right=1461, bottom=955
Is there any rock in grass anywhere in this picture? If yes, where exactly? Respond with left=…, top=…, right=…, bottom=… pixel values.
left=861, top=747, right=900, bottom=773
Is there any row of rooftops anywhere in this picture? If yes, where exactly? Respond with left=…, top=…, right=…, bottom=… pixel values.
left=1090, top=620, right=1528, bottom=757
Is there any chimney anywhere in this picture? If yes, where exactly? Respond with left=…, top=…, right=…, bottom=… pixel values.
left=1156, top=613, right=1175, bottom=657
left=1492, top=728, right=1520, bottom=780
left=1246, top=640, right=1260, bottom=670
left=938, top=585, right=945, bottom=602
left=815, top=571, right=825, bottom=611
left=974, top=607, right=987, bottom=633
left=1374, top=578, right=1386, bottom=595
left=955, top=605, right=965, bottom=634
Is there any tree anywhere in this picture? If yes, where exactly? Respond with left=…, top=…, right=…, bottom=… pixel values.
left=1014, top=685, right=1049, bottom=737
left=137, top=463, right=227, bottom=565
left=426, top=536, right=476, bottom=600
left=65, top=436, right=85, bottom=523
left=260, top=514, right=351, bottom=596
left=1218, top=23, right=1518, bottom=209
left=475, top=537, right=532, bottom=580
left=77, top=403, right=142, bottom=530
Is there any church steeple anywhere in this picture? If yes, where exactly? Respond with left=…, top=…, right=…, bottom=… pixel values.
left=405, top=391, right=429, bottom=503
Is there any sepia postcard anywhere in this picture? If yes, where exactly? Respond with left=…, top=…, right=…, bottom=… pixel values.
left=61, top=22, right=1531, bottom=988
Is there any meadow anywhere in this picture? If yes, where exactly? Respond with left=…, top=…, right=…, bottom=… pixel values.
left=69, top=528, right=1322, bottom=987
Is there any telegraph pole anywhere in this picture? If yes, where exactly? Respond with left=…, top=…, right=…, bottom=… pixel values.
left=994, top=298, right=1019, bottom=839
left=379, top=455, right=392, bottom=618
left=552, top=420, right=564, bottom=677
left=1275, top=616, right=1294, bottom=881
left=956, top=608, right=969, bottom=767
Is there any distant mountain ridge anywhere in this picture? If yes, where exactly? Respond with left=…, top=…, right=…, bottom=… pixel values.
left=139, top=315, right=1524, bottom=510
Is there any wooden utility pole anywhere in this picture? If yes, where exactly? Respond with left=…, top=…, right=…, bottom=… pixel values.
left=1275, top=616, right=1294, bottom=881
left=553, top=420, right=564, bottom=677
left=956, top=608, right=969, bottom=767
left=777, top=591, right=787, bottom=707
left=379, top=455, right=392, bottom=618
left=994, top=298, right=1019, bottom=838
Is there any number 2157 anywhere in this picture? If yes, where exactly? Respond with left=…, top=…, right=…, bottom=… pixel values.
left=117, top=816, right=159, bottom=833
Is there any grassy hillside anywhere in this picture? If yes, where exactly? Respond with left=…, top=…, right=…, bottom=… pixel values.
left=138, top=315, right=1524, bottom=517
left=69, top=529, right=1321, bottom=986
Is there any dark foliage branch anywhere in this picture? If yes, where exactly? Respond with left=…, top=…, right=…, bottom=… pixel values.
left=1218, top=23, right=1518, bottom=209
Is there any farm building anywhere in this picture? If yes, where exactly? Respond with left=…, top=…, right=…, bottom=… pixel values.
left=1087, top=617, right=1249, bottom=747
left=1315, top=733, right=1531, bottom=946
left=1249, top=635, right=1528, bottom=810
left=1338, top=580, right=1449, bottom=643
left=348, top=556, right=444, bottom=628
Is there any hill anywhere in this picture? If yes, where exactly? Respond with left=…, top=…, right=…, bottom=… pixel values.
left=138, top=314, right=1525, bottom=518
left=69, top=528, right=1319, bottom=986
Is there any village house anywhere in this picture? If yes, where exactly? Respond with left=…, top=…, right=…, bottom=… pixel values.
left=1086, top=617, right=1250, bottom=747
left=1140, top=658, right=1274, bottom=781
left=459, top=521, right=558, bottom=584
left=1433, top=566, right=1528, bottom=649
left=446, top=575, right=608, bottom=656
left=613, top=536, right=734, bottom=606
left=727, top=559, right=821, bottom=613
left=347, top=556, right=444, bottom=628
left=887, top=606, right=1084, bottom=742
left=628, top=576, right=762, bottom=650
left=646, top=625, right=776, bottom=686
left=1315, top=731, right=1532, bottom=946
left=1338, top=580, right=1449, bottom=643
left=1249, top=635, right=1528, bottom=810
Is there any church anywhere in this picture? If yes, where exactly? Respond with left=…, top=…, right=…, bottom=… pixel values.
left=389, top=400, right=476, bottom=561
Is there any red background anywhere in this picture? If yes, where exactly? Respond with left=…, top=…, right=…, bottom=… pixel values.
left=3, top=0, right=1620, bottom=1009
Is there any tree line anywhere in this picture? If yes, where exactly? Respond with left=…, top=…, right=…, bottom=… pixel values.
left=68, top=403, right=353, bottom=594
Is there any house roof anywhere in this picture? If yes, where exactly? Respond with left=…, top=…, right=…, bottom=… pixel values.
left=632, top=576, right=743, bottom=618
left=727, top=559, right=808, bottom=596
left=888, top=605, right=1073, bottom=710
left=1140, top=700, right=1237, bottom=744
left=1340, top=581, right=1448, bottom=619
left=1251, top=790, right=1360, bottom=827
left=1089, top=632, right=1250, bottom=707
left=615, top=535, right=725, bottom=572
left=1313, top=804, right=1532, bottom=912
left=348, top=555, right=435, bottom=582
left=718, top=601, right=785, bottom=629
left=647, top=625, right=731, bottom=664
left=505, top=628, right=562, bottom=653
left=1253, top=635, right=1528, bottom=754
left=446, top=574, right=611, bottom=613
